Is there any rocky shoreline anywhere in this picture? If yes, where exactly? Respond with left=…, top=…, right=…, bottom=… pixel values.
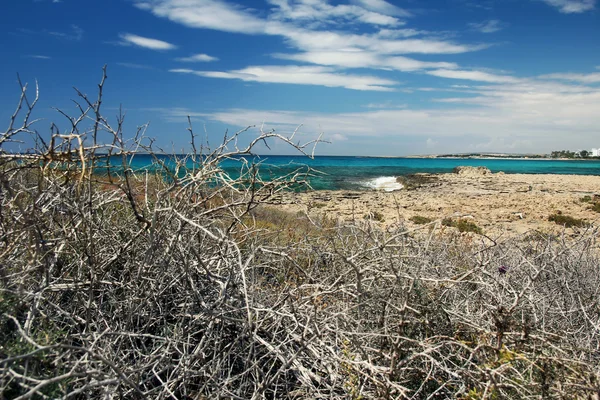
left=273, top=167, right=600, bottom=238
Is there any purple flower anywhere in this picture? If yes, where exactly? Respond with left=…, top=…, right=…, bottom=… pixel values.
left=498, top=265, right=508, bottom=274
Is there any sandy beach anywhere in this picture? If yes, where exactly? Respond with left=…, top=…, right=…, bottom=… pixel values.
left=273, top=167, right=600, bottom=237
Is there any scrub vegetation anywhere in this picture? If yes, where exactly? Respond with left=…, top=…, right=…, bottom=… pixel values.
left=1, top=69, right=599, bottom=399
left=548, top=213, right=589, bottom=228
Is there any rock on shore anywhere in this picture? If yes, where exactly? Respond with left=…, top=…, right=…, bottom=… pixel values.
left=453, top=166, right=492, bottom=176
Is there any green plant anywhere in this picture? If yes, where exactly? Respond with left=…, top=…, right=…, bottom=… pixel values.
left=410, top=215, right=432, bottom=225
left=590, top=202, right=600, bottom=213
left=456, top=219, right=483, bottom=234
left=364, top=210, right=385, bottom=222
left=441, top=218, right=482, bottom=234
left=580, top=195, right=592, bottom=203
left=548, top=213, right=588, bottom=228
left=442, top=217, right=455, bottom=227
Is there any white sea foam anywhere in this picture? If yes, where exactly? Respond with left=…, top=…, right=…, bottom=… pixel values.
left=365, top=176, right=404, bottom=192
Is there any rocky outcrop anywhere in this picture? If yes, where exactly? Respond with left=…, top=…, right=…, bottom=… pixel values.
left=453, top=166, right=492, bottom=176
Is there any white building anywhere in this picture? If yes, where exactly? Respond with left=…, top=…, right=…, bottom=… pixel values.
left=592, top=148, right=600, bottom=157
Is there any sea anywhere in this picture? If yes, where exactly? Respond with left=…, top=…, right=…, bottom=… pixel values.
left=121, top=154, right=600, bottom=191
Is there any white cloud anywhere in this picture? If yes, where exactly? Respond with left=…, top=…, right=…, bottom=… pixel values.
left=170, top=65, right=398, bottom=91
left=539, top=0, right=596, bottom=13
left=116, top=62, right=157, bottom=70
left=270, top=26, right=486, bottom=55
left=374, top=38, right=487, bottom=54
left=350, top=0, right=411, bottom=17
left=274, top=50, right=457, bottom=71
left=468, top=19, right=505, bottom=33
left=135, top=0, right=486, bottom=55
left=363, top=102, right=407, bottom=109
left=183, top=80, right=600, bottom=154
left=427, top=69, right=520, bottom=83
left=358, top=11, right=400, bottom=25
left=267, top=0, right=403, bottom=27
left=134, top=0, right=266, bottom=34
left=175, top=53, right=218, bottom=62
left=330, top=133, right=348, bottom=141
left=135, top=0, right=491, bottom=93
left=376, top=28, right=428, bottom=38
left=118, top=33, right=177, bottom=50
left=26, top=55, right=51, bottom=59
left=540, top=72, right=600, bottom=83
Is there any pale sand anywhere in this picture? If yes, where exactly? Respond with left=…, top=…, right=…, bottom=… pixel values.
left=273, top=172, right=600, bottom=237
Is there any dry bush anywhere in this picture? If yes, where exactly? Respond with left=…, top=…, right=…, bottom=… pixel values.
left=1, top=69, right=599, bottom=399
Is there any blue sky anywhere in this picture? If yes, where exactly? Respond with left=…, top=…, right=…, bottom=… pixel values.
left=1, top=0, right=599, bottom=156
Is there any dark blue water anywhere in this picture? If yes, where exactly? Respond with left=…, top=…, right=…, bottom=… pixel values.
left=117, top=154, right=600, bottom=191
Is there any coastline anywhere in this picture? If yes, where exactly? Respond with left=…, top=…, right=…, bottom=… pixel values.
left=405, top=155, right=600, bottom=161
left=273, top=170, right=600, bottom=237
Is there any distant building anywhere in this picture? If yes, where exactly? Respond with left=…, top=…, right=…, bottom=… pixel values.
left=592, top=149, right=600, bottom=157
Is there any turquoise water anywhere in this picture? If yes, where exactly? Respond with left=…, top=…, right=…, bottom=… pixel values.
left=120, top=154, right=600, bottom=191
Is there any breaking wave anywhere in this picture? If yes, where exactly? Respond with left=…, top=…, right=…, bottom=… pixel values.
left=364, top=176, right=404, bottom=192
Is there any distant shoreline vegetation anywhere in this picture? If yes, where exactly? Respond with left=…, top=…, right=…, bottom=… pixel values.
left=549, top=150, right=600, bottom=159
left=432, top=153, right=547, bottom=159
left=431, top=151, right=600, bottom=160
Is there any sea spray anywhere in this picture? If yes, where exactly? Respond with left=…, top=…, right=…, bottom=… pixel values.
left=365, top=176, right=404, bottom=192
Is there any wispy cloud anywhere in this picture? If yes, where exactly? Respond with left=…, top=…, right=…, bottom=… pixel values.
left=274, top=51, right=457, bottom=71
left=47, top=24, right=83, bottom=41
left=134, top=0, right=486, bottom=56
left=25, top=54, right=51, bottom=60
left=116, top=62, right=157, bottom=70
left=118, top=33, right=177, bottom=50
left=134, top=0, right=266, bottom=34
left=427, top=69, right=520, bottom=83
left=468, top=19, right=505, bottom=33
left=538, top=0, right=596, bottom=13
left=170, top=65, right=398, bottom=91
left=175, top=53, right=218, bottom=62
left=376, top=28, right=428, bottom=38
left=12, top=25, right=82, bottom=40
left=363, top=101, right=407, bottom=109
left=350, top=0, right=411, bottom=17
left=135, top=0, right=489, bottom=90
left=462, top=0, right=495, bottom=11
left=272, top=27, right=486, bottom=55
left=540, top=72, right=600, bottom=83
left=267, top=0, right=405, bottom=27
